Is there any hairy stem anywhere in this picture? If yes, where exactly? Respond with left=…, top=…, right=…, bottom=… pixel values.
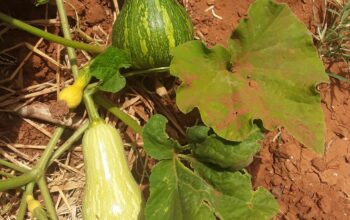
left=55, top=0, right=79, bottom=78
left=84, top=85, right=101, bottom=122
left=38, top=177, right=58, bottom=220
left=95, top=94, right=143, bottom=134
left=17, top=182, right=35, bottom=220
left=49, top=121, right=89, bottom=164
left=35, top=126, right=65, bottom=172
left=0, top=171, right=36, bottom=191
left=1, top=121, right=87, bottom=176
left=0, top=171, right=14, bottom=178
left=0, top=127, right=63, bottom=190
left=124, top=66, right=170, bottom=77
left=0, top=159, right=28, bottom=173
left=0, top=12, right=105, bottom=54
left=55, top=0, right=101, bottom=126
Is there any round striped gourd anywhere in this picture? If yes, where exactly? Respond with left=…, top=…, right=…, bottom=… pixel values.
left=112, top=0, right=194, bottom=69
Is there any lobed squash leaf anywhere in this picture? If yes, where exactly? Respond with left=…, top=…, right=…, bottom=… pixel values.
left=192, top=161, right=279, bottom=219
left=89, top=47, right=131, bottom=93
left=146, top=160, right=279, bottom=220
left=142, top=114, right=181, bottom=160
left=142, top=114, right=279, bottom=220
left=170, top=0, right=328, bottom=153
left=187, top=125, right=263, bottom=170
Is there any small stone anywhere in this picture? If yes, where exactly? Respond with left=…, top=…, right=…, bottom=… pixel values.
left=285, top=160, right=297, bottom=173
left=282, top=183, right=291, bottom=193
left=311, top=158, right=326, bottom=172
left=303, top=172, right=321, bottom=187
left=320, top=169, right=338, bottom=185
left=49, top=100, right=70, bottom=119
left=64, top=0, right=85, bottom=18
left=274, top=144, right=300, bottom=161
left=317, top=197, right=332, bottom=214
left=273, top=150, right=289, bottom=159
left=297, top=197, right=313, bottom=214
left=290, top=184, right=297, bottom=192
left=30, top=55, right=42, bottom=69
left=85, top=1, right=106, bottom=25
left=271, top=175, right=282, bottom=186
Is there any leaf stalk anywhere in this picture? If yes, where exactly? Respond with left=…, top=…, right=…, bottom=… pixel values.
left=0, top=12, right=105, bottom=54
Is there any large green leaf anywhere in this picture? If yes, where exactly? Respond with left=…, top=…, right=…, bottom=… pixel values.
left=170, top=0, right=328, bottom=153
left=145, top=159, right=279, bottom=220
left=193, top=162, right=279, bottom=219
left=145, top=160, right=215, bottom=220
left=89, top=47, right=131, bottom=93
left=142, top=114, right=181, bottom=160
left=187, top=125, right=263, bottom=170
left=143, top=114, right=278, bottom=220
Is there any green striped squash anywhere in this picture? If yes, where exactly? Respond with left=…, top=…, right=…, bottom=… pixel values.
left=112, top=0, right=194, bottom=69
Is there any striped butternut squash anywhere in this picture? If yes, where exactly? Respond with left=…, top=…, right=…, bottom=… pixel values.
left=82, top=120, right=144, bottom=220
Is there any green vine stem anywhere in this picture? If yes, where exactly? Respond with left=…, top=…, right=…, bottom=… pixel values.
left=31, top=127, right=64, bottom=220
left=0, top=171, right=14, bottom=178
left=50, top=4, right=97, bottom=218
left=0, top=12, right=105, bottom=54
left=0, top=159, right=28, bottom=173
left=49, top=121, right=89, bottom=164
left=38, top=177, right=58, bottom=220
left=124, top=66, right=170, bottom=77
left=84, top=84, right=101, bottom=122
left=1, top=122, right=87, bottom=175
left=39, top=2, right=82, bottom=217
left=0, top=171, right=36, bottom=191
left=6, top=122, right=82, bottom=220
left=17, top=182, right=35, bottom=220
left=0, top=126, right=63, bottom=191
left=0, top=124, right=85, bottom=207
left=55, top=0, right=79, bottom=78
left=95, top=94, right=143, bottom=134
left=0, top=122, right=84, bottom=220
left=34, top=126, right=65, bottom=172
